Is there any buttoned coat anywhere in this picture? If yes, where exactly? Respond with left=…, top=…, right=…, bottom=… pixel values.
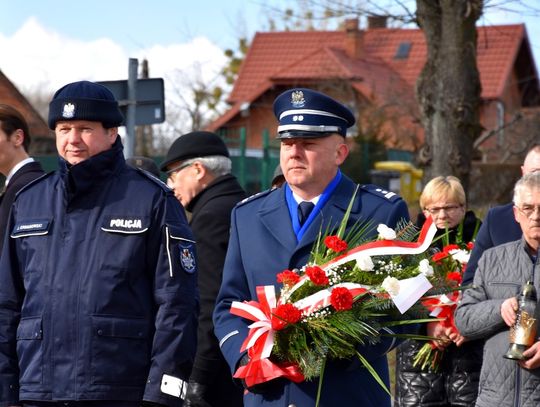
left=186, top=174, right=246, bottom=405
left=0, top=161, right=45, bottom=253
left=0, top=140, right=198, bottom=406
left=213, top=175, right=410, bottom=407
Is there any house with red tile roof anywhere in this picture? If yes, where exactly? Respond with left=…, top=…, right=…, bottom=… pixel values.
left=207, top=18, right=540, bottom=163
left=0, top=70, right=54, bottom=155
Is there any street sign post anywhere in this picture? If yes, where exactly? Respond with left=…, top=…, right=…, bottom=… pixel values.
left=97, top=78, right=166, bottom=126
left=98, top=60, right=165, bottom=158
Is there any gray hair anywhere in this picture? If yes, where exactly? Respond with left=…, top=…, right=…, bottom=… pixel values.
left=513, top=171, right=540, bottom=206
left=183, top=155, right=232, bottom=177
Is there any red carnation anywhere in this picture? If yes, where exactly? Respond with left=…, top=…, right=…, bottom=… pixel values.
left=442, top=244, right=459, bottom=253
left=324, top=235, right=348, bottom=253
left=277, top=269, right=301, bottom=286
left=272, top=303, right=302, bottom=330
left=446, top=271, right=462, bottom=285
left=466, top=242, right=474, bottom=251
left=330, top=287, right=354, bottom=311
left=432, top=251, right=449, bottom=263
left=305, top=266, right=329, bottom=286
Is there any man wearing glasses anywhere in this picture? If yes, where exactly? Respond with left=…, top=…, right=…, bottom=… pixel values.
left=161, top=131, right=246, bottom=407
left=455, top=171, right=540, bottom=406
left=463, top=144, right=540, bottom=285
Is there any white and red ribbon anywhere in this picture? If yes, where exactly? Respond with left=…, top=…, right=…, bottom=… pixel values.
left=322, top=217, right=438, bottom=270
left=229, top=217, right=438, bottom=385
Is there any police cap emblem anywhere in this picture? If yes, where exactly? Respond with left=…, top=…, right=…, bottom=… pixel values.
left=62, top=103, right=76, bottom=119
left=291, top=90, right=305, bottom=108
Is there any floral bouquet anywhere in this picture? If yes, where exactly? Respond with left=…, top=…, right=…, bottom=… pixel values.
left=413, top=240, right=475, bottom=371
left=228, top=190, right=458, bottom=403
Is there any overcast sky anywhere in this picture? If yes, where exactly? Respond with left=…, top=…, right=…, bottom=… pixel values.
left=0, top=0, right=538, bottom=136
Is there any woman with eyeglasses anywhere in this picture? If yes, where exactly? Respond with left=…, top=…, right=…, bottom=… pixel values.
left=395, top=175, right=482, bottom=407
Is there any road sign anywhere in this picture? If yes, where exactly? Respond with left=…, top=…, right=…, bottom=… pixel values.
left=97, top=78, right=165, bottom=126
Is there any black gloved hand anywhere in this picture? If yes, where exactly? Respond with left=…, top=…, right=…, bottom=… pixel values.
left=238, top=354, right=283, bottom=395
left=183, top=380, right=212, bottom=407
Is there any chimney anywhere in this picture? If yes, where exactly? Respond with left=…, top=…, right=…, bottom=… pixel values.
left=367, top=15, right=388, bottom=29
left=344, top=18, right=363, bottom=59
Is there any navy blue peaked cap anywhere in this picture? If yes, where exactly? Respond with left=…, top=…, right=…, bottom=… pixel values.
left=273, top=88, right=355, bottom=138
left=48, top=80, right=124, bottom=129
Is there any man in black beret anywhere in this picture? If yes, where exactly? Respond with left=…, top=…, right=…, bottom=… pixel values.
left=162, top=131, right=246, bottom=407
left=0, top=81, right=198, bottom=407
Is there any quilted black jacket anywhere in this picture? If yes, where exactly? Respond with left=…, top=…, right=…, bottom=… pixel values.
left=395, top=210, right=483, bottom=406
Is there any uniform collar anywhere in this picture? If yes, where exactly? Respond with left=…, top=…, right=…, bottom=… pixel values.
left=59, top=138, right=125, bottom=195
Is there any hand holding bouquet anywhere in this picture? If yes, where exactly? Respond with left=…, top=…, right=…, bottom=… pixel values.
left=229, top=190, right=456, bottom=402
left=413, top=241, right=474, bottom=371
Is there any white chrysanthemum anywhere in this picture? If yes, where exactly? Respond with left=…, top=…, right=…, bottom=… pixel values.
left=377, top=224, right=397, bottom=240
left=356, top=254, right=374, bottom=271
left=381, top=276, right=400, bottom=296
left=449, top=249, right=470, bottom=264
left=419, top=258, right=434, bottom=277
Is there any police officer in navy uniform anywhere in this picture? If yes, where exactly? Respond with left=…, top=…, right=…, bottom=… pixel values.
left=213, top=88, right=411, bottom=407
left=0, top=81, right=198, bottom=407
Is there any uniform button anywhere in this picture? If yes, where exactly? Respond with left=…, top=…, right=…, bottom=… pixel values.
left=97, top=329, right=103, bottom=335
left=288, top=404, right=296, bottom=407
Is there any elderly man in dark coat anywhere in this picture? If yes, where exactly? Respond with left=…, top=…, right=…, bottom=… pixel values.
left=161, top=131, right=246, bottom=407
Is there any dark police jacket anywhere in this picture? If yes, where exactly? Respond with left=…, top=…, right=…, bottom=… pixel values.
left=0, top=139, right=198, bottom=406
left=0, top=160, right=45, bottom=254
left=213, top=175, right=410, bottom=407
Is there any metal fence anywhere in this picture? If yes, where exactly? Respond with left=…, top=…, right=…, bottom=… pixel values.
left=30, top=129, right=412, bottom=196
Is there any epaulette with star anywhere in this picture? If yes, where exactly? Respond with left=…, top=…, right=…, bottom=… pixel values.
left=360, top=184, right=403, bottom=203
left=237, top=188, right=274, bottom=207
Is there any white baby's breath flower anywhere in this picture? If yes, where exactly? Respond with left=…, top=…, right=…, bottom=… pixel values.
left=449, top=249, right=470, bottom=264
left=381, top=276, right=400, bottom=296
left=377, top=224, right=397, bottom=240
left=356, top=254, right=374, bottom=271
left=419, top=259, right=434, bottom=277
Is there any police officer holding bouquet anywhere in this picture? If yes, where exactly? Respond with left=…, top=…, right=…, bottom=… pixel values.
left=0, top=81, right=198, bottom=407
left=213, top=88, right=411, bottom=407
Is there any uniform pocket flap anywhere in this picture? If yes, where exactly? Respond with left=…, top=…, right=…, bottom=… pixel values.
left=11, top=219, right=52, bottom=238
left=17, top=316, right=43, bottom=340
left=167, top=225, right=195, bottom=242
left=101, top=215, right=149, bottom=234
left=92, top=316, right=149, bottom=339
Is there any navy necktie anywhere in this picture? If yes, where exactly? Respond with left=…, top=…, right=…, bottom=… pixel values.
left=298, top=201, right=315, bottom=226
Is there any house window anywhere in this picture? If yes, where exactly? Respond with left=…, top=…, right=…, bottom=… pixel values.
left=394, top=42, right=412, bottom=59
